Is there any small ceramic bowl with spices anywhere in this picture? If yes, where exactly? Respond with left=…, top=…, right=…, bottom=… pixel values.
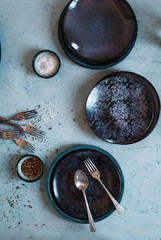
left=32, top=50, right=60, bottom=78
left=16, top=155, right=43, bottom=182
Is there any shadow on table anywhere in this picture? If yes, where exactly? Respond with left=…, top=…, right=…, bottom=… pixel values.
left=7, top=153, right=24, bottom=179
left=23, top=48, right=41, bottom=74
left=136, top=7, right=161, bottom=47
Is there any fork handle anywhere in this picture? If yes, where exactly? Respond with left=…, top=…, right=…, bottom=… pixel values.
left=0, top=117, right=25, bottom=136
left=98, top=179, right=124, bottom=214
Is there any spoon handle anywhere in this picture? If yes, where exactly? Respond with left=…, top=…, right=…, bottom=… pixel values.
left=82, top=190, right=96, bottom=232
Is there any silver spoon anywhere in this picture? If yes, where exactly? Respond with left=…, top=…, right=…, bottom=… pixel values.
left=74, top=169, right=96, bottom=232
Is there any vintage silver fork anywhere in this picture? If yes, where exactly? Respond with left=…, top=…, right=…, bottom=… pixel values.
left=0, top=129, right=21, bottom=140
left=84, top=158, right=124, bottom=214
left=0, top=116, right=25, bottom=136
left=7, top=109, right=38, bottom=121
left=21, top=125, right=45, bottom=139
left=13, top=138, right=35, bottom=153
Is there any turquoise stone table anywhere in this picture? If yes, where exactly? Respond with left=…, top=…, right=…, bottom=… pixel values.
left=0, top=0, right=161, bottom=239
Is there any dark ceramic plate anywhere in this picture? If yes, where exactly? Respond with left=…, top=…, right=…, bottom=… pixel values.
left=58, top=0, right=137, bottom=69
left=46, top=145, right=124, bottom=223
left=86, top=72, right=160, bottom=144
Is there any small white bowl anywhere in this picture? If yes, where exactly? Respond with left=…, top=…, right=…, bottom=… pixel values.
left=32, top=50, right=60, bottom=78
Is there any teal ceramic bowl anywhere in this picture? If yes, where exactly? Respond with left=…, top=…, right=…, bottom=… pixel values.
left=17, top=155, right=43, bottom=182
left=46, top=145, right=124, bottom=223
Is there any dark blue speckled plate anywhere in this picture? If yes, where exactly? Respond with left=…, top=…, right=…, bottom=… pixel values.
left=86, top=72, right=160, bottom=144
left=46, top=145, right=124, bottom=223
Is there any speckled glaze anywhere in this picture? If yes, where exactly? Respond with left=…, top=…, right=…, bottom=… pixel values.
left=46, top=145, right=124, bottom=223
left=58, top=0, right=137, bottom=69
left=86, top=72, right=160, bottom=144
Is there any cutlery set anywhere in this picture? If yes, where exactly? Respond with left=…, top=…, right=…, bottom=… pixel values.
left=75, top=158, right=124, bottom=232
left=0, top=129, right=21, bottom=140
left=0, top=109, right=45, bottom=153
left=84, top=158, right=124, bottom=214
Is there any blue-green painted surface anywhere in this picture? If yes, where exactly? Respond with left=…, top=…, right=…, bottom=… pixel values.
left=0, top=0, right=161, bottom=240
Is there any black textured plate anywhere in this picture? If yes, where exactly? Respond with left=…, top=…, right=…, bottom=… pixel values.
left=46, top=145, right=124, bottom=223
left=58, top=0, right=137, bottom=69
left=86, top=72, right=160, bottom=144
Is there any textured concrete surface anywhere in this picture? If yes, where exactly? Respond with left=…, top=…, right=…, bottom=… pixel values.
left=0, top=0, right=161, bottom=239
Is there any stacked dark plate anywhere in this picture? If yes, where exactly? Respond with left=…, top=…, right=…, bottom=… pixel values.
left=58, top=0, right=137, bottom=69
left=46, top=145, right=124, bottom=223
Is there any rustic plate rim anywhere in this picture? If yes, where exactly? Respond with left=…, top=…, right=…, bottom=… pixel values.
left=46, top=144, right=124, bottom=223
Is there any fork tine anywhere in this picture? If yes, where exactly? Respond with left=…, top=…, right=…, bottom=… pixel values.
left=5, top=133, right=12, bottom=136
left=6, top=131, right=20, bottom=135
left=6, top=135, right=14, bottom=140
left=21, top=144, right=34, bottom=153
left=24, top=109, right=37, bottom=113
left=18, top=110, right=38, bottom=120
left=20, top=109, right=37, bottom=115
left=6, top=131, right=21, bottom=138
left=22, top=110, right=38, bottom=117
left=26, top=142, right=35, bottom=152
left=28, top=129, right=45, bottom=136
left=13, top=132, right=21, bottom=137
left=86, top=158, right=97, bottom=170
left=84, top=159, right=95, bottom=172
left=24, top=145, right=34, bottom=153
left=22, top=141, right=35, bottom=151
left=19, top=138, right=34, bottom=149
left=9, top=130, right=20, bottom=134
left=27, top=132, right=44, bottom=139
left=22, top=113, right=38, bottom=118
left=25, top=143, right=35, bottom=151
left=29, top=126, right=45, bottom=134
left=21, top=142, right=35, bottom=153
left=20, top=116, right=36, bottom=120
left=20, top=115, right=38, bottom=120
left=26, top=126, right=45, bottom=139
left=84, top=161, right=92, bottom=172
left=27, top=130, right=44, bottom=139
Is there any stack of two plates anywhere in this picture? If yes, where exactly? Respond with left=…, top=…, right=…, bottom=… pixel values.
left=47, top=145, right=124, bottom=223
left=58, top=0, right=137, bottom=69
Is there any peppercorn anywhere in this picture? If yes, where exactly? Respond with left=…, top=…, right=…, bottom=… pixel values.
left=21, top=158, right=42, bottom=178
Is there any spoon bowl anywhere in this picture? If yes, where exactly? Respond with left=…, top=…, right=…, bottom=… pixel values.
left=74, top=169, right=96, bottom=232
left=74, top=169, right=89, bottom=190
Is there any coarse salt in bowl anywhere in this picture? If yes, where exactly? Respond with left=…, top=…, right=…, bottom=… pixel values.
left=32, top=50, right=60, bottom=78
